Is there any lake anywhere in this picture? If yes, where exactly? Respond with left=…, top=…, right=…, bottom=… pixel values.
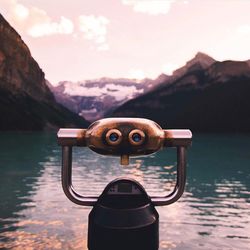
left=0, top=132, right=249, bottom=250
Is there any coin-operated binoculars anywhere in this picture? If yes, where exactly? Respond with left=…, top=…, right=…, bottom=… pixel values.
left=57, top=118, right=192, bottom=250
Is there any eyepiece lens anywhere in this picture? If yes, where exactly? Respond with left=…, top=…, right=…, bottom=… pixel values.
left=132, top=133, right=142, bottom=142
left=109, top=132, right=119, bottom=142
left=129, top=129, right=145, bottom=145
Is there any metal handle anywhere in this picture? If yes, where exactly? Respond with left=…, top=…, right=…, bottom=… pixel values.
left=151, top=146, right=186, bottom=206
left=57, top=128, right=192, bottom=147
left=62, top=146, right=97, bottom=206
left=61, top=145, right=187, bottom=207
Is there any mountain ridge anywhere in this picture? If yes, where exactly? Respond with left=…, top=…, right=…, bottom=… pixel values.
left=111, top=57, right=250, bottom=132
left=0, top=14, right=89, bottom=130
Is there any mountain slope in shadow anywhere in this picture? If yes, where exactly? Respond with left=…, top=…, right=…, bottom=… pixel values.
left=112, top=56, right=250, bottom=133
left=0, top=14, right=89, bottom=130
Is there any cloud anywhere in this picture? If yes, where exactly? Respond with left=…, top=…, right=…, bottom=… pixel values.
left=2, top=0, right=109, bottom=50
left=238, top=25, right=250, bottom=35
left=78, top=15, right=110, bottom=50
left=122, top=0, right=175, bottom=15
left=97, top=44, right=110, bottom=51
left=78, top=15, right=109, bottom=42
left=27, top=15, right=74, bottom=37
left=13, top=3, right=29, bottom=20
left=2, top=0, right=74, bottom=37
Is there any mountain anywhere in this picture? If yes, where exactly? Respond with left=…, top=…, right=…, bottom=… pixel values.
left=112, top=53, right=250, bottom=133
left=172, top=52, right=215, bottom=79
left=49, top=77, right=160, bottom=121
left=0, top=14, right=89, bottom=130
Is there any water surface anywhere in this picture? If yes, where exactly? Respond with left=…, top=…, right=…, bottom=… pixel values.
left=0, top=133, right=249, bottom=249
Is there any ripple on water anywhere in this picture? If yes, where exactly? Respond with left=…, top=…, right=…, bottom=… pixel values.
left=0, top=133, right=250, bottom=250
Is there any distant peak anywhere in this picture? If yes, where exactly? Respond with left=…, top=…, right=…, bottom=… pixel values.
left=186, top=52, right=216, bottom=69
left=156, top=73, right=170, bottom=81
left=193, top=52, right=215, bottom=62
left=195, top=51, right=212, bottom=58
left=158, top=73, right=169, bottom=78
left=171, top=52, right=216, bottom=78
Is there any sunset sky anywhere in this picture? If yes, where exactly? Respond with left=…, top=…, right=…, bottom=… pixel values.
left=2, top=0, right=250, bottom=84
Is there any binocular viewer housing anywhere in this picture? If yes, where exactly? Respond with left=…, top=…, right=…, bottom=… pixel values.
left=57, top=118, right=192, bottom=207
left=58, top=118, right=192, bottom=165
left=58, top=118, right=192, bottom=249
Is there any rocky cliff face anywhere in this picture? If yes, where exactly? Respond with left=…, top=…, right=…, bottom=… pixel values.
left=112, top=55, right=250, bottom=133
left=0, top=14, right=54, bottom=102
left=0, top=14, right=89, bottom=130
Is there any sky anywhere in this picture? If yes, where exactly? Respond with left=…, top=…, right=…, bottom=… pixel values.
left=1, top=0, right=250, bottom=85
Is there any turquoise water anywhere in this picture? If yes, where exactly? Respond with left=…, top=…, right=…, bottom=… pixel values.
left=0, top=133, right=249, bottom=249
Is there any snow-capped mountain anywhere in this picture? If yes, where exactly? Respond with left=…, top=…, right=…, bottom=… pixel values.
left=49, top=52, right=217, bottom=122
left=50, top=77, right=159, bottom=121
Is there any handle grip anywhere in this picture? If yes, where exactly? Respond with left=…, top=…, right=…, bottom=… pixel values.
left=57, top=128, right=192, bottom=148
left=60, top=145, right=187, bottom=206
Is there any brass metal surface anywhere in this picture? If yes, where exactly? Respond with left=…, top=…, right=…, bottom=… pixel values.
left=85, top=118, right=165, bottom=157
left=57, top=118, right=192, bottom=156
left=120, top=154, right=129, bottom=165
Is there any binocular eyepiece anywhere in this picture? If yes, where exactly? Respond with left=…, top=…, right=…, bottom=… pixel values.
left=106, top=129, right=123, bottom=145
left=106, top=128, right=145, bottom=146
left=58, top=118, right=192, bottom=165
